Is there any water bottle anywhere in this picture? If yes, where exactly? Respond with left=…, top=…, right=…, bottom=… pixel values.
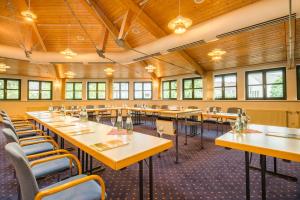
left=126, top=111, right=133, bottom=134
left=60, top=105, right=65, bottom=116
left=235, top=113, right=243, bottom=133
left=48, top=104, right=53, bottom=113
left=116, top=109, right=123, bottom=130
left=80, top=106, right=88, bottom=122
left=241, top=111, right=248, bottom=130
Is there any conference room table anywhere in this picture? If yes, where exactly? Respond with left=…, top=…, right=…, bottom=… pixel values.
left=215, top=124, right=300, bottom=200
left=26, top=111, right=173, bottom=200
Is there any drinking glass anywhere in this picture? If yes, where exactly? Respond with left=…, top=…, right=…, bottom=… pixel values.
left=96, top=115, right=101, bottom=123
left=157, top=126, right=164, bottom=138
left=230, top=121, right=236, bottom=133
left=111, top=117, right=116, bottom=127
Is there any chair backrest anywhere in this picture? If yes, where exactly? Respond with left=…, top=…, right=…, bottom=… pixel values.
left=151, top=105, right=159, bottom=109
left=209, top=106, right=221, bottom=112
left=156, top=120, right=175, bottom=136
left=86, top=105, right=94, bottom=109
left=2, top=120, right=17, bottom=132
left=2, top=128, right=19, bottom=143
left=188, top=106, right=198, bottom=109
left=161, top=105, right=168, bottom=110
left=227, top=107, right=242, bottom=114
left=98, top=105, right=105, bottom=108
left=5, top=143, right=39, bottom=200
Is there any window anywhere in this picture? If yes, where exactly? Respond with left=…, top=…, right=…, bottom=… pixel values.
left=0, top=78, right=21, bottom=100
left=134, top=82, right=152, bottom=99
left=182, top=77, right=203, bottom=100
left=65, top=82, right=82, bottom=100
left=87, top=82, right=106, bottom=100
left=28, top=80, right=52, bottom=100
left=297, top=65, right=300, bottom=100
left=214, top=73, right=237, bottom=100
left=113, top=82, right=129, bottom=99
left=162, top=80, right=177, bottom=99
left=246, top=67, right=286, bottom=100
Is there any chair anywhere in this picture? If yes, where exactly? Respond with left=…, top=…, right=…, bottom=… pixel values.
left=181, top=106, right=200, bottom=140
left=2, top=119, right=42, bottom=138
left=5, top=142, right=105, bottom=200
left=2, top=128, right=58, bottom=156
left=203, top=106, right=222, bottom=134
left=96, top=105, right=111, bottom=123
left=219, top=107, right=242, bottom=133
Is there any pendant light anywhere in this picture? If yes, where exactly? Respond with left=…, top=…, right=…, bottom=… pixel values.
left=60, top=24, right=77, bottom=59
left=168, top=0, right=192, bottom=34
left=21, top=0, right=37, bottom=22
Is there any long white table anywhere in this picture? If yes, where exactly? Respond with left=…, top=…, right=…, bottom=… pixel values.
left=215, top=124, right=300, bottom=200
left=27, top=111, right=173, bottom=200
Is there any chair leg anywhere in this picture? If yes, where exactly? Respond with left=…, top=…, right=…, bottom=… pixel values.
left=184, top=125, right=187, bottom=145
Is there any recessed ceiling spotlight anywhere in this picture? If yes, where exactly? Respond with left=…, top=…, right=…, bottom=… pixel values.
left=194, top=0, right=205, bottom=4
left=104, top=68, right=115, bottom=75
left=64, top=71, right=75, bottom=78
left=131, top=27, right=140, bottom=34
left=0, top=63, right=10, bottom=72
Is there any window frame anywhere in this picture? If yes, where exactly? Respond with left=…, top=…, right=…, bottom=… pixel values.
left=113, top=82, right=129, bottom=100
left=87, top=82, right=106, bottom=100
left=245, top=67, right=286, bottom=100
left=214, top=73, right=237, bottom=100
left=133, top=81, right=152, bottom=100
left=297, top=65, right=300, bottom=100
left=0, top=78, right=21, bottom=101
left=65, top=82, right=83, bottom=100
left=162, top=80, right=177, bottom=100
left=182, top=77, right=203, bottom=100
left=27, top=80, right=53, bottom=100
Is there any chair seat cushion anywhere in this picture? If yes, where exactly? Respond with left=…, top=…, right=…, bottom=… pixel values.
left=32, top=157, right=71, bottom=179
left=22, top=143, right=54, bottom=156
left=41, top=174, right=103, bottom=200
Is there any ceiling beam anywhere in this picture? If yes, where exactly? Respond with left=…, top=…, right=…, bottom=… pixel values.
left=98, top=28, right=109, bottom=51
left=118, top=10, right=130, bottom=40
left=119, top=0, right=205, bottom=75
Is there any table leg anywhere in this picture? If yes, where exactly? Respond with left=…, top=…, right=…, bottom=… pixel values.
left=175, top=116, right=179, bottom=164
left=46, top=129, right=50, bottom=136
left=81, top=150, right=85, bottom=173
left=260, top=155, right=266, bottom=200
left=245, top=152, right=250, bottom=200
left=85, top=153, right=89, bottom=173
left=149, top=157, right=153, bottom=200
left=273, top=157, right=277, bottom=173
left=139, top=160, right=144, bottom=200
left=90, top=156, right=93, bottom=174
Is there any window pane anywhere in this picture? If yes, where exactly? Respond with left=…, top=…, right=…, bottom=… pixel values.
left=144, top=83, right=151, bottom=91
left=0, top=90, right=4, bottom=99
left=163, top=82, right=169, bottom=90
left=224, top=75, right=236, bottom=87
left=171, top=81, right=177, bottom=89
left=113, top=83, right=119, bottom=90
left=0, top=80, right=4, bottom=89
left=163, top=91, right=169, bottom=99
left=267, top=84, right=283, bottom=98
left=214, top=88, right=222, bottom=99
left=98, top=83, right=105, bottom=90
left=224, top=87, right=236, bottom=99
left=184, top=80, right=192, bottom=89
left=266, top=70, right=283, bottom=84
left=171, top=90, right=177, bottom=99
left=144, top=91, right=152, bottom=99
left=66, top=91, right=73, bottom=99
left=7, top=90, right=19, bottom=99
left=29, top=81, right=39, bottom=90
left=248, top=85, right=263, bottom=98
left=194, top=79, right=202, bottom=88
left=41, top=91, right=51, bottom=99
left=75, top=83, right=82, bottom=90
left=41, top=82, right=51, bottom=90
left=135, top=91, right=143, bottom=99
left=88, top=83, right=97, bottom=90
left=194, top=89, right=203, bottom=99
left=184, top=89, right=193, bottom=98
left=75, top=91, right=82, bottom=99
left=121, top=83, right=128, bottom=90
left=248, top=72, right=263, bottom=85
left=29, top=91, right=39, bottom=99
left=214, top=76, right=222, bottom=87
left=121, top=91, right=128, bottom=99
left=135, top=83, right=142, bottom=90
left=66, top=83, right=73, bottom=91
left=89, top=91, right=97, bottom=99
left=98, top=91, right=105, bottom=99
left=7, top=80, right=19, bottom=89
left=113, top=91, right=119, bottom=99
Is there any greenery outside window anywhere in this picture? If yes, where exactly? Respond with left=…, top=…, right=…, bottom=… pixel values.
left=0, top=78, right=21, bottom=100
left=134, top=82, right=152, bottom=99
left=65, top=82, right=82, bottom=100
left=87, top=82, right=106, bottom=100
left=246, top=67, right=286, bottom=100
left=113, top=82, right=129, bottom=99
left=28, top=80, right=52, bottom=100
left=214, top=73, right=237, bottom=100
left=182, top=77, right=203, bottom=100
left=162, top=80, right=177, bottom=99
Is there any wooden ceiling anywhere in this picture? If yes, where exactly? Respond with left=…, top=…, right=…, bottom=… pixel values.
left=0, top=0, right=299, bottom=79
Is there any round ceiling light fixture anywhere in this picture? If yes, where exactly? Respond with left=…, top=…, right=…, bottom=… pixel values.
left=208, top=49, right=226, bottom=61
left=145, top=64, right=156, bottom=73
left=0, top=63, right=10, bottom=72
left=21, top=0, right=37, bottom=22
left=104, top=68, right=115, bottom=75
left=168, top=0, right=192, bottom=34
left=194, top=0, right=205, bottom=4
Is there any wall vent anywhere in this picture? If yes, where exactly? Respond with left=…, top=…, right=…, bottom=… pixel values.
left=133, top=52, right=161, bottom=61
left=167, top=39, right=205, bottom=52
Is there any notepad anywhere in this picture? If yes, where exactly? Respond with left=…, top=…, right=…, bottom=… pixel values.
left=91, top=139, right=129, bottom=152
left=69, top=130, right=94, bottom=136
left=266, top=132, right=300, bottom=140
left=49, top=122, right=75, bottom=128
left=107, top=129, right=129, bottom=135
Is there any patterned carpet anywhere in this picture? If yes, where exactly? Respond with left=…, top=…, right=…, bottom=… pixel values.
left=1, top=121, right=300, bottom=200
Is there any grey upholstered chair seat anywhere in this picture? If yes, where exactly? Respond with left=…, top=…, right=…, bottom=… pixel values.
left=18, top=131, right=39, bottom=138
left=31, top=157, right=71, bottom=179
left=41, top=174, right=103, bottom=200
left=22, top=143, right=54, bottom=156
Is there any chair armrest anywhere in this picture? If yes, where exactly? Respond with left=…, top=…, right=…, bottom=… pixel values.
left=19, top=136, right=53, bottom=142
left=20, top=139, right=59, bottom=149
left=27, top=149, right=70, bottom=160
left=30, top=154, right=82, bottom=175
left=16, top=129, right=44, bottom=135
left=34, top=175, right=105, bottom=200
